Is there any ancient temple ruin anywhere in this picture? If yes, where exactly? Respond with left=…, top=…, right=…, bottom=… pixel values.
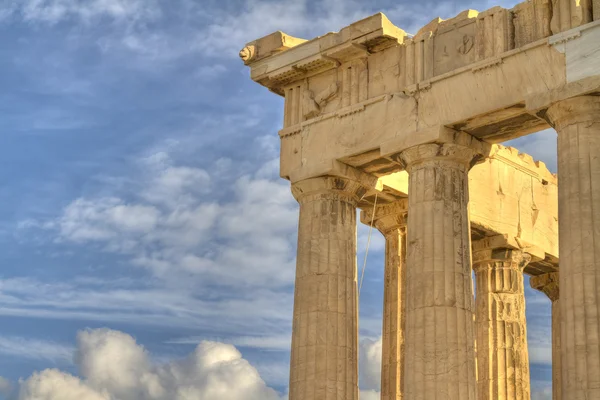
left=241, top=0, right=600, bottom=399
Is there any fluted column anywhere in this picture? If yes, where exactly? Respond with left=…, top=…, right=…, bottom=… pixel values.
left=288, top=176, right=365, bottom=400
left=473, top=246, right=532, bottom=400
left=530, top=272, right=561, bottom=400
left=546, top=96, right=600, bottom=400
left=363, top=202, right=408, bottom=400
left=398, top=143, right=481, bottom=400
left=381, top=226, right=405, bottom=400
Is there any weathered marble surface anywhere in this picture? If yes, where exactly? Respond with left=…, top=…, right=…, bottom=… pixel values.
left=473, top=246, right=532, bottom=400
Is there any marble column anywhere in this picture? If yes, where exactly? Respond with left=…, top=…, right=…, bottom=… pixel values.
left=381, top=226, right=406, bottom=400
left=546, top=96, right=600, bottom=400
left=472, top=246, right=532, bottom=400
left=398, top=143, right=481, bottom=400
left=363, top=202, right=408, bottom=400
left=288, top=176, right=366, bottom=400
left=530, top=272, right=561, bottom=400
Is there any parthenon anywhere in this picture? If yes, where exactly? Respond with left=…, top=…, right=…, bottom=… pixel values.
left=241, top=0, right=600, bottom=399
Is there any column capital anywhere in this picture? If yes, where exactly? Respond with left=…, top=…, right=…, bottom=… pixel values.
left=291, top=176, right=367, bottom=204
left=546, top=95, right=600, bottom=130
left=472, top=248, right=531, bottom=272
left=472, top=246, right=532, bottom=272
left=472, top=234, right=543, bottom=271
left=396, top=142, right=485, bottom=172
left=530, top=272, right=560, bottom=302
left=360, top=200, right=408, bottom=236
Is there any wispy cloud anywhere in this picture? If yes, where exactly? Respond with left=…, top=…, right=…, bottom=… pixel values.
left=166, top=333, right=292, bottom=351
left=0, top=336, right=73, bottom=364
left=2, top=0, right=160, bottom=25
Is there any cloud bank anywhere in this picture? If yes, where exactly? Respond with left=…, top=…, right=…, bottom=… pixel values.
left=12, top=328, right=281, bottom=400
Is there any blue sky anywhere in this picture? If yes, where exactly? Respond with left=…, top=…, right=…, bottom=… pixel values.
left=0, top=0, right=558, bottom=399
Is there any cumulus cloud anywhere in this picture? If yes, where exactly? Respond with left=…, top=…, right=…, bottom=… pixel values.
left=359, top=337, right=382, bottom=392
left=14, top=146, right=297, bottom=349
left=14, top=328, right=282, bottom=400
left=18, top=370, right=110, bottom=400
left=25, top=149, right=298, bottom=289
left=0, top=377, right=11, bottom=396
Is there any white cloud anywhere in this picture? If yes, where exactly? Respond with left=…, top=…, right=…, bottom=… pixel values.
left=60, top=198, right=160, bottom=243
left=25, top=149, right=298, bottom=290
left=14, top=328, right=282, bottom=400
left=166, top=333, right=292, bottom=351
left=532, top=387, right=553, bottom=400
left=18, top=370, right=110, bottom=400
left=0, top=377, right=11, bottom=396
left=360, top=390, right=381, bottom=400
left=359, top=337, right=382, bottom=392
left=6, top=329, right=390, bottom=399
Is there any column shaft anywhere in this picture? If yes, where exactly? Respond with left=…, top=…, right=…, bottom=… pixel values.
left=399, top=144, right=479, bottom=400
left=531, top=272, right=561, bottom=400
left=552, top=300, right=562, bottom=400
left=381, top=227, right=406, bottom=400
left=289, top=177, right=364, bottom=400
left=547, top=96, right=600, bottom=400
left=473, top=248, right=532, bottom=400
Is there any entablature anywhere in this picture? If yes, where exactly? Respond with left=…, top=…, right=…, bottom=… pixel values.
left=243, top=1, right=600, bottom=185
